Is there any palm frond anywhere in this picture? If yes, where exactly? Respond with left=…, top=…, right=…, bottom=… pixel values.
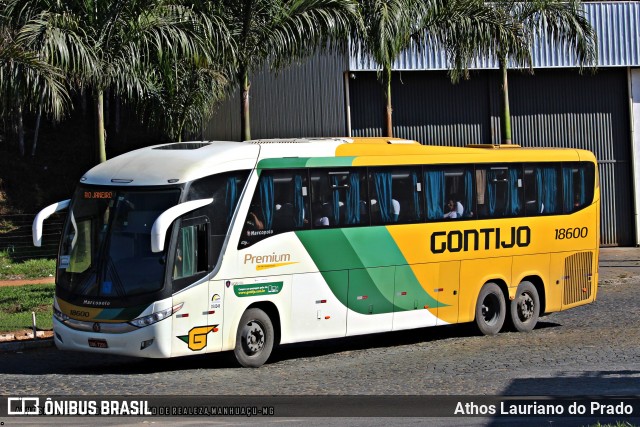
left=512, top=0, right=597, bottom=69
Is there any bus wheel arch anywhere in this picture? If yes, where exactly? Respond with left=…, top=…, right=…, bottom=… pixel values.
left=475, top=281, right=507, bottom=336
left=518, top=275, right=546, bottom=315
left=509, top=279, right=541, bottom=333
left=233, top=303, right=280, bottom=368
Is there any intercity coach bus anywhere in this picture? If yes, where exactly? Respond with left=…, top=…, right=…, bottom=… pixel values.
left=33, top=138, right=599, bottom=367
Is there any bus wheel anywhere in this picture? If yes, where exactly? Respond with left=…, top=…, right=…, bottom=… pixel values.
left=509, top=281, right=540, bottom=332
left=234, top=308, right=274, bottom=368
left=475, top=282, right=506, bottom=336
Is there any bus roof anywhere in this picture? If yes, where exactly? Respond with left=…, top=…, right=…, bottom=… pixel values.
left=80, top=138, right=597, bottom=186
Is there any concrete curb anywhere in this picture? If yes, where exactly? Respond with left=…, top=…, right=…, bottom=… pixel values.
left=0, top=338, right=54, bottom=353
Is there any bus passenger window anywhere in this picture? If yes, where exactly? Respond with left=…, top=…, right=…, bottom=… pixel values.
left=524, top=164, right=560, bottom=215
left=476, top=165, right=522, bottom=218
left=426, top=166, right=473, bottom=220
left=563, top=162, right=595, bottom=213
left=310, top=169, right=368, bottom=228
left=370, top=167, right=422, bottom=224
left=240, top=170, right=309, bottom=247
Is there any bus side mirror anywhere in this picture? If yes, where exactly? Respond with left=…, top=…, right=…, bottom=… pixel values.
left=150, top=198, right=213, bottom=253
left=32, top=199, right=71, bottom=247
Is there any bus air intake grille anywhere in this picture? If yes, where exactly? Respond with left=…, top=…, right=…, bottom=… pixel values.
left=563, top=251, right=593, bottom=305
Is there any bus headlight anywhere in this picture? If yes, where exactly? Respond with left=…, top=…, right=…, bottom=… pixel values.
left=53, top=306, right=70, bottom=323
left=129, top=303, right=183, bottom=328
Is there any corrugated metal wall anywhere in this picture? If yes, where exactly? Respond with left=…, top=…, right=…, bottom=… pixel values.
left=509, top=69, right=633, bottom=246
left=349, top=68, right=633, bottom=245
left=349, top=2, right=640, bottom=70
left=203, top=52, right=347, bottom=141
left=348, top=71, right=496, bottom=144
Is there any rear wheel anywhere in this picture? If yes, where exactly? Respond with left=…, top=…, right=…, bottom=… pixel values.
left=509, top=281, right=540, bottom=332
left=234, top=308, right=274, bottom=368
left=475, top=282, right=506, bottom=335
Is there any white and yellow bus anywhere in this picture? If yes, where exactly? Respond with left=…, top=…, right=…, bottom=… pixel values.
left=33, top=138, right=599, bottom=367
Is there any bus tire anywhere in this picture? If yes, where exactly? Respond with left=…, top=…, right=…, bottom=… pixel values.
left=509, top=281, right=540, bottom=332
left=234, top=308, right=274, bottom=368
left=475, top=282, right=506, bottom=336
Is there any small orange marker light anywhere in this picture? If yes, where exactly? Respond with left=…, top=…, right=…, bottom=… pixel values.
left=324, top=316, right=331, bottom=320
left=424, top=305, right=429, bottom=309
left=582, top=288, right=588, bottom=292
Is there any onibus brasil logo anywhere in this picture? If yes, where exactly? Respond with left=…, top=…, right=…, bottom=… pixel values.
left=177, top=325, right=219, bottom=351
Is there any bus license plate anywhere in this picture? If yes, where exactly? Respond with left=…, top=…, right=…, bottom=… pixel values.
left=88, top=339, right=108, bottom=348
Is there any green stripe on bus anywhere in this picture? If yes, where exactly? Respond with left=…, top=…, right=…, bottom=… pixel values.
left=295, top=227, right=444, bottom=314
left=257, top=157, right=356, bottom=169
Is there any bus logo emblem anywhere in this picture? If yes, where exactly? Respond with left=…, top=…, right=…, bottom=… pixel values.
left=177, top=325, right=219, bottom=351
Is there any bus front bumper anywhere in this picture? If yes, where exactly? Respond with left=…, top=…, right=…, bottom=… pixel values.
left=53, top=317, right=172, bottom=358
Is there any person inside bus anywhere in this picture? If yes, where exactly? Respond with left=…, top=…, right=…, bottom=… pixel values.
left=245, top=207, right=264, bottom=231
left=313, top=202, right=331, bottom=227
left=370, top=198, right=400, bottom=223
left=392, top=198, right=400, bottom=222
left=444, top=198, right=464, bottom=219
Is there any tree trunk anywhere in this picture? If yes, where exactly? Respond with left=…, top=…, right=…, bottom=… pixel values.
left=240, top=68, right=251, bottom=141
left=499, top=57, right=512, bottom=145
left=383, top=67, right=393, bottom=138
left=114, top=96, right=120, bottom=135
left=31, top=109, right=42, bottom=157
left=31, top=91, right=45, bottom=157
left=16, top=103, right=24, bottom=157
left=97, top=90, right=107, bottom=163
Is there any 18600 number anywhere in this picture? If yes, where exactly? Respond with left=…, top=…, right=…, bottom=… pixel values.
left=555, top=227, right=588, bottom=240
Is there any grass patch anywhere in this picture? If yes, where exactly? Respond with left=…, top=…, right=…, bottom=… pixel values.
left=0, top=251, right=56, bottom=280
left=0, top=284, right=54, bottom=333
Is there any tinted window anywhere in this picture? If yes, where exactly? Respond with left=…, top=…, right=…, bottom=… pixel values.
left=524, top=164, right=561, bottom=215
left=425, top=166, right=475, bottom=220
left=239, top=170, right=309, bottom=248
left=476, top=165, right=523, bottom=218
left=369, top=167, right=424, bottom=225
left=310, top=168, right=368, bottom=228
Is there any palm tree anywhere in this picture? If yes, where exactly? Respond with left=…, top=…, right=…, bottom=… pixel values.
left=143, top=1, right=234, bottom=142
left=10, top=0, right=230, bottom=162
left=221, top=0, right=358, bottom=141
left=353, top=0, right=526, bottom=138
left=494, top=0, right=597, bottom=144
left=0, top=6, right=69, bottom=156
left=146, top=55, right=229, bottom=142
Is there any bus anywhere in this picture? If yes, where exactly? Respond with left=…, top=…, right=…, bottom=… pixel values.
left=33, top=138, right=599, bottom=367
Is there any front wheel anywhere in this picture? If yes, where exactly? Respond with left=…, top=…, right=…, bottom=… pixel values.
left=475, top=282, right=506, bottom=336
left=234, top=308, right=274, bottom=368
left=509, top=281, right=540, bottom=332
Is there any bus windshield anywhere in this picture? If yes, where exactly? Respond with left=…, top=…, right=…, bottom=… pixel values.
left=57, top=187, right=181, bottom=297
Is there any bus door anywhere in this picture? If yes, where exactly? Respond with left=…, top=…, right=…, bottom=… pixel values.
left=170, top=218, right=222, bottom=357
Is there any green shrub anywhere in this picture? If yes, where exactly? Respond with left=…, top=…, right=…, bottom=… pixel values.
left=0, top=284, right=54, bottom=333
left=0, top=251, right=56, bottom=280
